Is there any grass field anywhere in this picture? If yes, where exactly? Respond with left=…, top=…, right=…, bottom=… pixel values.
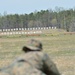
left=0, top=29, right=75, bottom=75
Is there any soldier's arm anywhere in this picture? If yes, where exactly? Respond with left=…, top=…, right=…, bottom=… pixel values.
left=0, top=57, right=22, bottom=71
left=43, top=54, right=60, bottom=75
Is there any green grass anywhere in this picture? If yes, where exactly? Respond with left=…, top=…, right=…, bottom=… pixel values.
left=0, top=29, right=75, bottom=75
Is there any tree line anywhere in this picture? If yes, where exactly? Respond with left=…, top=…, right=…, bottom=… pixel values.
left=0, top=7, right=75, bottom=32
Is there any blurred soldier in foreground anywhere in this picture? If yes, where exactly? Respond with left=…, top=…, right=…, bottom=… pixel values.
left=0, top=39, right=60, bottom=75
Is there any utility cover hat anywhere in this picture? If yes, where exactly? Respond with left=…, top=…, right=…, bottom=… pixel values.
left=22, top=39, right=42, bottom=51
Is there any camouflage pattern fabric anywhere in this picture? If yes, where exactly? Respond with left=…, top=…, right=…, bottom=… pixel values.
left=0, top=52, right=60, bottom=75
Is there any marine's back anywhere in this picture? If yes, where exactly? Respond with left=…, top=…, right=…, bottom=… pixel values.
left=12, top=51, right=60, bottom=75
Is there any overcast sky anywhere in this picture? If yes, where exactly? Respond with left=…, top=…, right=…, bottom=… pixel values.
left=0, top=0, right=75, bottom=15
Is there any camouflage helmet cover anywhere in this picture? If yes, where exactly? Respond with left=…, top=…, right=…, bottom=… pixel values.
left=22, top=39, right=42, bottom=51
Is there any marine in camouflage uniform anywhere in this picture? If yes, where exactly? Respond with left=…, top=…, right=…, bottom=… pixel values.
left=0, top=39, right=60, bottom=75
